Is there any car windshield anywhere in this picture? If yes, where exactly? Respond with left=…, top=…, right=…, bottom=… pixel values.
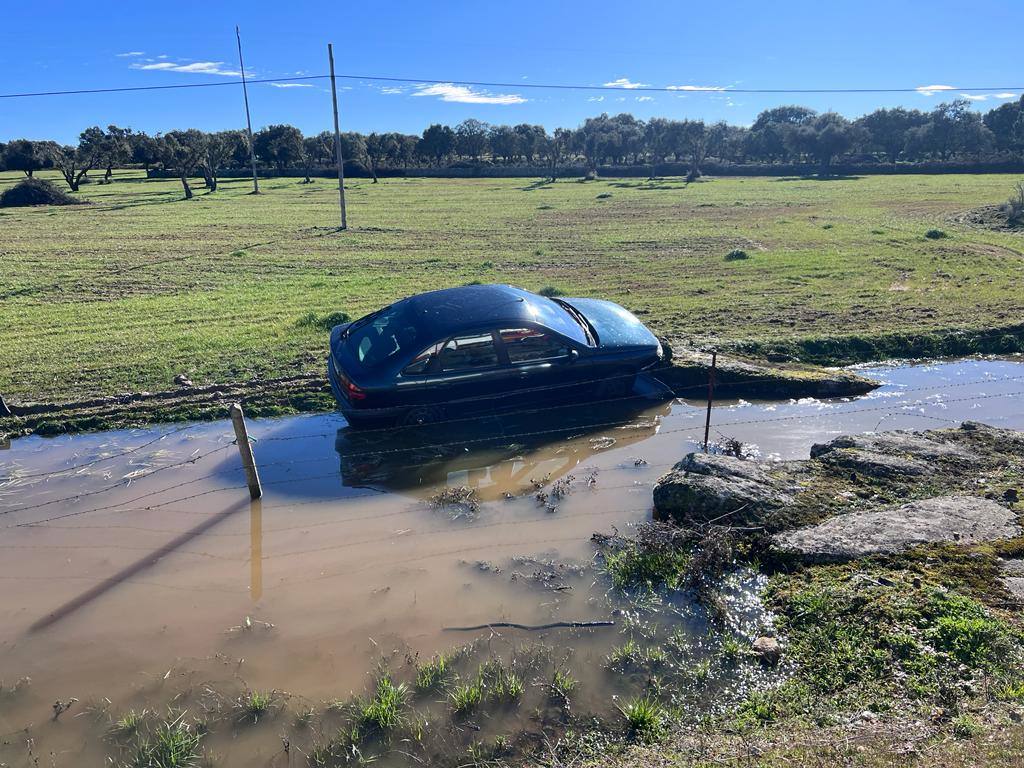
left=346, top=305, right=419, bottom=369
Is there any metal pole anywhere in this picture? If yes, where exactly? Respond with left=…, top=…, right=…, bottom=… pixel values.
left=236, top=26, right=260, bottom=195
left=327, top=43, right=348, bottom=230
left=230, top=403, right=262, bottom=499
left=702, top=350, right=717, bottom=452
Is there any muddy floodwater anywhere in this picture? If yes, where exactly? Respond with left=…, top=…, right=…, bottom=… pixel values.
left=1, top=357, right=1022, bottom=765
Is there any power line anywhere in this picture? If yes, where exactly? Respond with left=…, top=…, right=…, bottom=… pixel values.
left=1, top=72, right=1021, bottom=100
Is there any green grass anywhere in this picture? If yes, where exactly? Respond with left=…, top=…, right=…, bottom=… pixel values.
left=414, top=652, right=451, bottom=692
left=235, top=689, right=276, bottom=724
left=1, top=170, right=1022, bottom=406
left=357, top=677, right=408, bottom=732
left=735, top=565, right=1024, bottom=728
left=124, top=713, right=203, bottom=768
left=618, top=695, right=667, bottom=743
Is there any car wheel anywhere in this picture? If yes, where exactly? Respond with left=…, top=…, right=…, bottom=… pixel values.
left=401, top=405, right=445, bottom=426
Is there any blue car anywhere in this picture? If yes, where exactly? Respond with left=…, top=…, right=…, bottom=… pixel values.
left=327, top=284, right=666, bottom=428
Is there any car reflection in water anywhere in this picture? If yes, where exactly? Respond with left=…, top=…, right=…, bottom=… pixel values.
left=334, top=397, right=673, bottom=502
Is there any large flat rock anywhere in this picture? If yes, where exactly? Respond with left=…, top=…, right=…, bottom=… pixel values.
left=652, top=452, right=799, bottom=527
left=772, top=496, right=1020, bottom=563
left=654, top=422, right=1023, bottom=532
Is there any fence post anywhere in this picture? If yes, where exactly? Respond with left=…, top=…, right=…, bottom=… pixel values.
left=229, top=403, right=262, bottom=500
left=702, top=350, right=717, bottom=452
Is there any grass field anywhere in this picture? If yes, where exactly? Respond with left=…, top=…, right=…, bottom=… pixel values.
left=1, top=169, right=1022, bottom=405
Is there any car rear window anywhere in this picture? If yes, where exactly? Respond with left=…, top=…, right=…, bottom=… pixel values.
left=439, top=333, right=499, bottom=371
left=346, top=305, right=419, bottom=369
left=499, top=328, right=570, bottom=363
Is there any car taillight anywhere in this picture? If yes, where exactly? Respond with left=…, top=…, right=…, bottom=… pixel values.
left=339, top=370, right=367, bottom=401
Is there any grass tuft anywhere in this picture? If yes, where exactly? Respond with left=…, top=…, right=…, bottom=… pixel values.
left=358, top=677, right=408, bottom=732
left=618, top=695, right=666, bottom=743
left=725, top=248, right=749, bottom=261
left=925, top=228, right=948, bottom=239
left=125, top=713, right=203, bottom=768
left=415, top=653, right=451, bottom=692
left=538, top=285, right=565, bottom=297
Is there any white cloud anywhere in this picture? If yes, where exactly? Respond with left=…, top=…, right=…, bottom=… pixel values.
left=960, top=93, right=988, bottom=101
left=380, top=86, right=405, bottom=95
left=412, top=83, right=526, bottom=104
left=131, top=60, right=241, bottom=77
left=268, top=82, right=313, bottom=88
left=994, top=92, right=1019, bottom=99
left=587, top=95, right=605, bottom=102
left=116, top=51, right=144, bottom=57
left=915, top=84, right=956, bottom=96
left=636, top=95, right=654, bottom=102
left=666, top=84, right=727, bottom=91
left=603, top=77, right=649, bottom=89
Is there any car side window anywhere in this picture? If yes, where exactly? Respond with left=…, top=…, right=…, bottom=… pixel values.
left=499, top=328, right=570, bottom=364
left=439, top=333, right=499, bottom=372
left=402, top=342, right=443, bottom=375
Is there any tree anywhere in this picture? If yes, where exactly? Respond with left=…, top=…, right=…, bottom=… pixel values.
left=129, top=132, right=162, bottom=173
left=514, top=124, right=546, bottom=163
left=49, top=140, right=99, bottom=192
left=202, top=130, right=244, bottom=191
left=98, top=125, right=133, bottom=181
left=363, top=132, right=397, bottom=182
left=856, top=107, right=927, bottom=163
left=488, top=125, right=519, bottom=164
left=253, top=124, right=304, bottom=170
left=749, top=106, right=817, bottom=162
left=541, top=127, right=571, bottom=182
left=455, top=119, right=490, bottom=160
left=159, top=129, right=208, bottom=199
left=983, top=98, right=1023, bottom=153
left=675, top=120, right=726, bottom=180
left=394, top=134, right=419, bottom=170
left=417, top=124, right=456, bottom=166
left=4, top=139, right=47, bottom=177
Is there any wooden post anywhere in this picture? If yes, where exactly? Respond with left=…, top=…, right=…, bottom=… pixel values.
left=327, top=43, right=348, bottom=230
left=703, top=350, right=717, bottom=452
left=230, top=403, right=262, bottom=499
left=236, top=26, right=260, bottom=195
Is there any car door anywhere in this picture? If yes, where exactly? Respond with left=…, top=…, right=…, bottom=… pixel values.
left=495, top=326, right=581, bottom=409
left=432, top=330, right=517, bottom=416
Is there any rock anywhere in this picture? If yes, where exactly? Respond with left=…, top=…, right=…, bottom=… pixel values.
left=173, top=374, right=194, bottom=388
left=772, top=496, right=1020, bottom=563
left=811, top=431, right=983, bottom=474
left=0, top=394, right=10, bottom=418
left=750, top=636, right=782, bottom=665
left=653, top=452, right=797, bottom=526
left=816, top=447, right=930, bottom=478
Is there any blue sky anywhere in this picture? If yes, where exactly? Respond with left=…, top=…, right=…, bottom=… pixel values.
left=2, top=0, right=1021, bottom=143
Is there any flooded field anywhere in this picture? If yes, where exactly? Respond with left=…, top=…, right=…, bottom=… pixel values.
left=1, top=357, right=1022, bottom=766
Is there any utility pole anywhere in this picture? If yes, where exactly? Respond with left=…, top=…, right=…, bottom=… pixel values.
left=327, top=42, right=348, bottom=230
left=236, top=25, right=260, bottom=195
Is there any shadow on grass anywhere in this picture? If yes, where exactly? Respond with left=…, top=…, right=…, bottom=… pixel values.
left=520, top=178, right=555, bottom=191
left=771, top=175, right=864, bottom=182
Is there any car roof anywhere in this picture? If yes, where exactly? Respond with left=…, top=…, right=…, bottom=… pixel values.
left=399, top=284, right=586, bottom=344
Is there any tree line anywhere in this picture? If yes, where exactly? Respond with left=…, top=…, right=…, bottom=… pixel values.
left=2, top=96, right=1023, bottom=197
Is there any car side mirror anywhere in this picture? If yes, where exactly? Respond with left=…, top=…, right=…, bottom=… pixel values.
left=569, top=349, right=579, bottom=362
